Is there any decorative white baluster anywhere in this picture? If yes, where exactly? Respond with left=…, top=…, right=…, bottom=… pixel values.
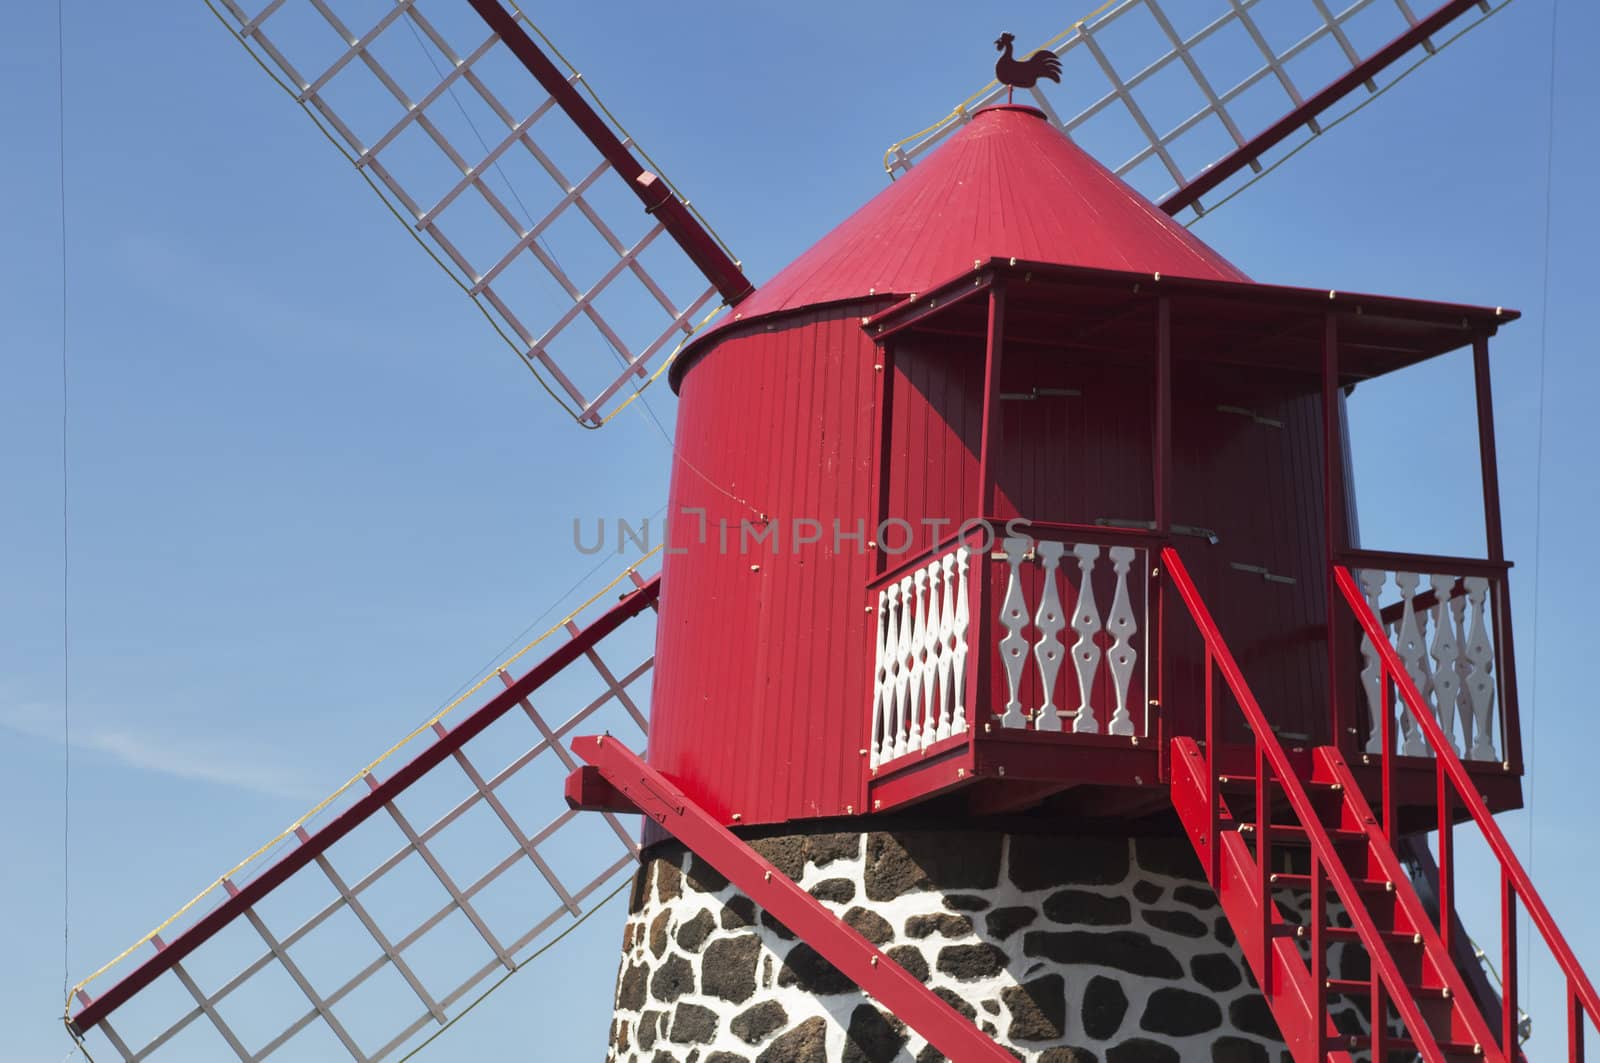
left=1427, top=575, right=1462, bottom=755
left=880, top=583, right=903, bottom=766
left=1463, top=577, right=1498, bottom=761
left=907, top=571, right=929, bottom=752
left=870, top=589, right=890, bottom=770
left=917, top=566, right=940, bottom=752
left=1450, top=593, right=1475, bottom=759
left=1068, top=543, right=1104, bottom=734
left=951, top=548, right=971, bottom=736
left=1105, top=547, right=1139, bottom=736
left=998, top=537, right=1033, bottom=729
left=1032, top=541, right=1067, bottom=732
left=893, top=576, right=915, bottom=760
left=1393, top=572, right=1430, bottom=756
left=1359, top=569, right=1388, bottom=755
left=934, top=554, right=958, bottom=742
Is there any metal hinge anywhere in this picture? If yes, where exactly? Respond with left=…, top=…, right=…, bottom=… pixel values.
left=1217, top=404, right=1284, bottom=429
left=1230, top=561, right=1298, bottom=585
left=1093, top=518, right=1218, bottom=545
left=1001, top=387, right=1082, bottom=401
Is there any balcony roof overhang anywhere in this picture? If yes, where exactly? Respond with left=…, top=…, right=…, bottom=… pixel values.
left=862, top=258, right=1519, bottom=386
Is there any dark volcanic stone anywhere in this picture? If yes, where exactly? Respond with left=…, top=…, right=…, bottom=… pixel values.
left=1132, top=880, right=1165, bottom=904
left=1229, top=994, right=1283, bottom=1040
left=936, top=943, right=1007, bottom=981
left=638, top=1009, right=663, bottom=1050
left=905, top=913, right=972, bottom=939
left=985, top=906, right=1037, bottom=941
left=703, top=935, right=761, bottom=1003
left=865, top=831, right=1002, bottom=900
left=1043, top=889, right=1132, bottom=927
left=887, top=944, right=929, bottom=982
left=1141, top=986, right=1223, bottom=1036
left=656, top=858, right=683, bottom=902
left=917, top=1048, right=946, bottom=1063
left=1215, top=916, right=1237, bottom=946
left=934, top=986, right=977, bottom=1020
left=1142, top=908, right=1209, bottom=938
left=981, top=1000, right=999, bottom=1015
left=670, top=1003, right=719, bottom=1044
left=649, top=909, right=672, bottom=957
left=810, top=877, right=857, bottom=904
left=688, top=855, right=730, bottom=894
left=629, top=864, right=651, bottom=914
left=1024, top=930, right=1184, bottom=979
left=750, top=836, right=807, bottom=880
left=649, top=954, right=694, bottom=1003
left=617, top=961, right=647, bottom=1011
left=945, top=893, right=991, bottom=912
left=809, top=832, right=862, bottom=868
left=1008, top=835, right=1129, bottom=891
left=730, top=1001, right=788, bottom=1045
left=1211, top=1036, right=1270, bottom=1063
left=760, top=910, right=796, bottom=940
left=1134, top=836, right=1204, bottom=879
left=706, top=1055, right=750, bottom=1063
left=777, top=943, right=853, bottom=994
left=721, top=895, right=757, bottom=929
left=756, top=1017, right=827, bottom=1063
left=843, top=1004, right=908, bottom=1063
left=1081, top=975, right=1128, bottom=1040
left=843, top=906, right=894, bottom=945
left=677, top=910, right=715, bottom=952
left=1191, top=951, right=1243, bottom=992
left=1039, top=1050, right=1099, bottom=1063
left=1003, top=973, right=1066, bottom=1041
left=1106, top=1039, right=1179, bottom=1063
left=1175, top=884, right=1219, bottom=910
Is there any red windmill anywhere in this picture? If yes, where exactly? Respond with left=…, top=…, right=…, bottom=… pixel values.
left=65, top=3, right=1594, bottom=1062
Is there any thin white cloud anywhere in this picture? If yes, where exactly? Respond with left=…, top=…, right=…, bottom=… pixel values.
left=0, top=701, right=314, bottom=802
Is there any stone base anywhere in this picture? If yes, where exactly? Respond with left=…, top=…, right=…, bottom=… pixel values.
left=605, top=828, right=1303, bottom=1063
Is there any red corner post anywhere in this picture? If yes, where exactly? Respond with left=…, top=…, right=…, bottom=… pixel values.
left=573, top=736, right=1016, bottom=1063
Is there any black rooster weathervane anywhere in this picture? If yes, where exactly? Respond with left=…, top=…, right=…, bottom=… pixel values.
left=994, top=32, right=1063, bottom=103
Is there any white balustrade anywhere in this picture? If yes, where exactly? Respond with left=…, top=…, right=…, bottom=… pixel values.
left=996, top=536, right=1146, bottom=738
left=1357, top=569, right=1503, bottom=762
left=870, top=546, right=972, bottom=769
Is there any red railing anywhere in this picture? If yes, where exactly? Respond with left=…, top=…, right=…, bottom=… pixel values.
left=1165, top=547, right=1457, bottom=1058
left=1335, top=564, right=1600, bottom=1060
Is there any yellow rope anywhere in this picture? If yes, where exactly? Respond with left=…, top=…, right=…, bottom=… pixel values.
left=597, top=300, right=728, bottom=426
left=65, top=547, right=659, bottom=1012
left=881, top=0, right=1121, bottom=173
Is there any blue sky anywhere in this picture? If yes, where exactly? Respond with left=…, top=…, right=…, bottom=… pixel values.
left=2, top=0, right=1595, bottom=1059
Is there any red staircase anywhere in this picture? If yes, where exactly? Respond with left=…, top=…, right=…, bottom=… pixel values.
left=1163, top=546, right=1600, bottom=1062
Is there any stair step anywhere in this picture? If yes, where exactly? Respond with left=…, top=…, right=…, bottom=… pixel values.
left=1323, top=926, right=1422, bottom=948
left=1238, top=822, right=1369, bottom=847
left=1216, top=773, right=1342, bottom=792
left=1347, top=1033, right=1485, bottom=1058
left=1270, top=872, right=1394, bottom=894
left=1325, top=977, right=1451, bottom=1000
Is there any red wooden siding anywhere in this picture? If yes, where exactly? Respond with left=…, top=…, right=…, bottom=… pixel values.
left=650, top=306, right=881, bottom=828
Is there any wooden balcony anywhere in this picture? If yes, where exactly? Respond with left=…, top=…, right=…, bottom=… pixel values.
left=862, top=526, right=1523, bottom=824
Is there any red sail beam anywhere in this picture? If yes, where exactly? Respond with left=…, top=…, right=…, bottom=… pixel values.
left=70, top=577, right=661, bottom=1037
left=1161, top=0, right=1487, bottom=216
left=464, top=0, right=752, bottom=305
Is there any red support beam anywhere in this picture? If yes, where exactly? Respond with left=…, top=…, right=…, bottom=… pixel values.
left=1161, top=0, right=1487, bottom=216
left=463, top=0, right=751, bottom=305
left=575, top=736, right=1016, bottom=1063
left=71, top=578, right=661, bottom=1036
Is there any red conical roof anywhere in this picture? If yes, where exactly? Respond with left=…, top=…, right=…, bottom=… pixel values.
left=728, top=105, right=1247, bottom=323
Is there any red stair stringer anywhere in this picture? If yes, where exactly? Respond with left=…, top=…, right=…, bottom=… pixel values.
left=1162, top=546, right=1504, bottom=1062
left=573, top=735, right=1017, bottom=1063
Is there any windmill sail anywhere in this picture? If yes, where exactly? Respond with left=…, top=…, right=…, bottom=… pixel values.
left=884, top=0, right=1506, bottom=218
left=67, top=562, right=659, bottom=1061
left=205, top=0, right=749, bottom=426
